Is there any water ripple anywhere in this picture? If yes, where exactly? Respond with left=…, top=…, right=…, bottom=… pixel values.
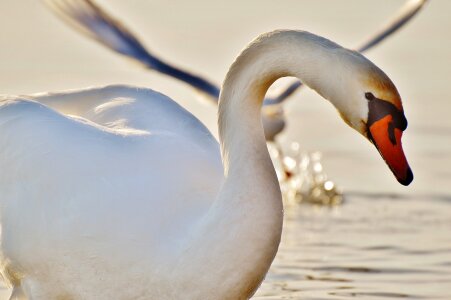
left=254, top=195, right=451, bottom=299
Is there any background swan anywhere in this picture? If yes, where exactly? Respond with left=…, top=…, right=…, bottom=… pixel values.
left=44, top=0, right=428, bottom=141
left=0, top=29, right=412, bottom=299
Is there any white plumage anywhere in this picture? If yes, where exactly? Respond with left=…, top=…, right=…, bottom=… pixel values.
left=1, top=86, right=223, bottom=299
left=0, top=30, right=411, bottom=299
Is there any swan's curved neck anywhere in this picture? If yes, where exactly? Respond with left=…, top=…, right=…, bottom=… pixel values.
left=219, top=31, right=337, bottom=175
left=173, top=31, right=343, bottom=299
left=197, top=30, right=339, bottom=297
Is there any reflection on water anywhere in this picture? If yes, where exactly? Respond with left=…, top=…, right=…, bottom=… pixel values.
left=254, top=194, right=451, bottom=299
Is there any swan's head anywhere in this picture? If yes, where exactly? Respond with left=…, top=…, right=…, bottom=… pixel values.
left=321, top=49, right=413, bottom=186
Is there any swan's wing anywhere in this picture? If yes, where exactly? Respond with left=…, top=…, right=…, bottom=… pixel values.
left=24, top=84, right=137, bottom=116
left=45, top=0, right=428, bottom=106
left=0, top=97, right=136, bottom=209
left=26, top=85, right=224, bottom=204
left=42, top=0, right=280, bottom=108
left=28, top=84, right=221, bottom=153
left=266, top=0, right=428, bottom=105
left=0, top=96, right=223, bottom=286
left=356, top=0, right=428, bottom=52
left=0, top=94, right=222, bottom=237
left=43, top=0, right=220, bottom=101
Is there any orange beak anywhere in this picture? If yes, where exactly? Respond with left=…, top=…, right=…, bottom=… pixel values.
left=369, top=115, right=413, bottom=186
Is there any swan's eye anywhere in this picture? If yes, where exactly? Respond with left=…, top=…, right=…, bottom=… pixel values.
left=365, top=92, right=375, bottom=101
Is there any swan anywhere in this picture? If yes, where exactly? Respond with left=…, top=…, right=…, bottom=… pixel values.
left=44, top=0, right=428, bottom=141
left=0, top=30, right=413, bottom=299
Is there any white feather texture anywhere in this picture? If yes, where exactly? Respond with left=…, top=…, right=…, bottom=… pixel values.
left=0, top=30, right=399, bottom=299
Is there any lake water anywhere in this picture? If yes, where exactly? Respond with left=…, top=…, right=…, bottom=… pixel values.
left=254, top=194, right=451, bottom=299
left=0, top=0, right=450, bottom=299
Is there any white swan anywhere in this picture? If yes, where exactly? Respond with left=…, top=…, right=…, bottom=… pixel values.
left=0, top=30, right=413, bottom=299
left=44, top=0, right=428, bottom=141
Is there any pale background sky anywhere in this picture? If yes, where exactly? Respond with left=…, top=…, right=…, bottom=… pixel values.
left=0, top=0, right=450, bottom=195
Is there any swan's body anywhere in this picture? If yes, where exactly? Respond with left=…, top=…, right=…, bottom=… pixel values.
left=0, top=30, right=412, bottom=299
left=1, top=86, right=225, bottom=299
left=45, top=0, right=427, bottom=140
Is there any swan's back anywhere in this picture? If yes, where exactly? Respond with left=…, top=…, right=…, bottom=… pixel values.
left=0, top=85, right=223, bottom=299
left=29, top=85, right=218, bottom=150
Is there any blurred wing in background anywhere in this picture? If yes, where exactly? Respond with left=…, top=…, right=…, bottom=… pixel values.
left=44, top=0, right=428, bottom=105
left=44, top=0, right=220, bottom=101
left=268, top=0, right=429, bottom=105
left=356, top=0, right=428, bottom=52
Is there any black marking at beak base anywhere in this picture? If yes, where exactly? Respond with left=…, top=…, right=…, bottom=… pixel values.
left=388, top=121, right=396, bottom=145
left=367, top=96, right=408, bottom=133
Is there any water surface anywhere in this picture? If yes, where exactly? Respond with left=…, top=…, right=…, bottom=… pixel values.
left=254, top=194, right=451, bottom=299
left=0, top=194, right=448, bottom=299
